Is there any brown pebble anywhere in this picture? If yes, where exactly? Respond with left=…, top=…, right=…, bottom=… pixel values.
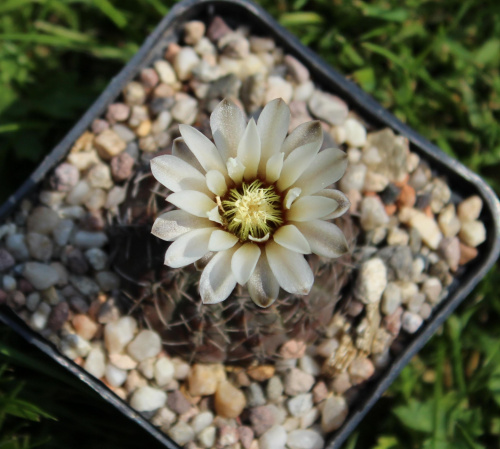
left=280, top=339, right=307, bottom=359
left=384, top=204, right=397, bottom=216
left=236, top=370, right=251, bottom=387
left=110, top=153, right=135, bottom=182
left=18, top=279, right=34, bottom=294
left=207, top=16, right=232, bottom=43
left=140, top=68, right=159, bottom=89
left=346, top=300, right=364, bottom=317
left=164, top=43, right=181, bottom=62
left=214, top=380, right=246, bottom=419
left=383, top=306, right=403, bottom=336
left=249, top=405, right=275, bottom=436
left=312, top=381, right=328, bottom=403
left=167, top=390, right=192, bottom=414
left=7, top=291, right=25, bottom=310
left=0, top=249, right=15, bottom=272
left=106, top=103, right=130, bottom=123
left=331, top=372, right=351, bottom=395
left=348, top=357, right=375, bottom=385
left=397, top=184, right=416, bottom=208
left=72, top=314, right=99, bottom=340
left=91, top=119, right=109, bottom=134
left=459, top=242, right=478, bottom=265
left=238, top=426, right=254, bottom=449
left=247, top=365, right=275, bottom=382
left=48, top=301, right=69, bottom=331
left=153, top=83, right=176, bottom=99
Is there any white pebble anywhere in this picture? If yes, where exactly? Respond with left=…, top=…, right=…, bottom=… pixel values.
left=344, top=118, right=367, bottom=147
left=105, top=363, right=128, bottom=387
left=287, top=429, right=324, bottom=449
left=197, top=426, right=216, bottom=448
left=84, top=346, right=106, bottom=379
left=2, top=275, right=16, bottom=291
left=459, top=220, right=486, bottom=247
left=355, top=258, right=387, bottom=304
left=127, top=330, right=162, bottom=362
left=104, top=316, right=138, bottom=354
left=287, top=393, right=313, bottom=417
left=191, top=411, right=214, bottom=434
left=259, top=425, right=287, bottom=449
left=321, top=396, right=348, bottom=433
left=154, top=357, right=175, bottom=386
left=401, top=311, right=423, bottom=334
left=130, top=386, right=167, bottom=412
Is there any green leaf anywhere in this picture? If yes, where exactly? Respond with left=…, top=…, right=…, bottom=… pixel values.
left=356, top=1, right=409, bottom=22
left=353, top=67, right=376, bottom=92
left=279, top=12, right=325, bottom=26
left=361, top=42, right=406, bottom=69
left=91, top=0, right=128, bottom=29
left=393, top=398, right=433, bottom=433
left=475, top=39, right=500, bottom=66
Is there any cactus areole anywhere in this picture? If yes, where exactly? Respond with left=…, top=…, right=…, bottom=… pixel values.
left=150, top=98, right=350, bottom=307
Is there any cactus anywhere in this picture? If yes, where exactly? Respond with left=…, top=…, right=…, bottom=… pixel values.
left=109, top=167, right=357, bottom=364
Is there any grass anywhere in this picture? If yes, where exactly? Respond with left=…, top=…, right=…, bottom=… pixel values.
left=0, top=0, right=499, bottom=447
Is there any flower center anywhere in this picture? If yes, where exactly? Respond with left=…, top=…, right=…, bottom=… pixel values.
left=220, top=180, right=283, bottom=242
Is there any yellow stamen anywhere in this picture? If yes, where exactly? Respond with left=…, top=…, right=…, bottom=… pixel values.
left=221, top=180, right=283, bottom=241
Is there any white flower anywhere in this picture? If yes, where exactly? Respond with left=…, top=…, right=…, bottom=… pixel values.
left=150, top=98, right=350, bottom=308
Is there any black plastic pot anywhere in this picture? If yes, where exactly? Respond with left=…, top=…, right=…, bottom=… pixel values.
left=1, top=0, right=499, bottom=448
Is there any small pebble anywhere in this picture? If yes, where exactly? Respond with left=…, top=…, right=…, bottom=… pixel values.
left=284, top=368, right=315, bottom=396
left=459, top=220, right=486, bottom=247
left=287, top=393, right=313, bottom=417
left=188, top=363, right=226, bottom=396
left=130, top=385, right=167, bottom=412
left=127, top=330, right=162, bottom=362
left=321, top=396, right=348, bottom=433
left=259, top=425, right=287, bottom=449
left=104, top=316, right=138, bottom=354
left=401, top=311, right=423, bottom=334
left=287, top=429, right=324, bottom=449
left=214, top=380, right=246, bottom=418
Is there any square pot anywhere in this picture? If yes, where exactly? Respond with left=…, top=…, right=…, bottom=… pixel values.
left=1, top=0, right=499, bottom=448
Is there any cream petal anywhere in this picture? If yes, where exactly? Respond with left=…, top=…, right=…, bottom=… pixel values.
left=287, top=195, right=338, bottom=221
left=207, top=205, right=223, bottom=224
left=200, top=247, right=238, bottom=304
left=206, top=170, right=227, bottom=196
left=293, top=148, right=348, bottom=196
left=231, top=243, right=261, bottom=285
left=172, top=137, right=204, bottom=173
left=227, top=157, right=245, bottom=185
left=248, top=252, right=279, bottom=308
left=281, top=121, right=323, bottom=157
left=265, top=152, right=284, bottom=184
left=195, top=251, right=215, bottom=271
left=164, top=228, right=214, bottom=268
left=167, top=190, right=216, bottom=218
left=237, top=118, right=261, bottom=181
left=257, top=98, right=290, bottom=172
left=265, top=241, right=314, bottom=295
left=284, top=187, right=301, bottom=209
left=152, top=210, right=214, bottom=241
left=314, top=189, right=351, bottom=219
left=208, top=230, right=239, bottom=251
left=276, top=141, right=321, bottom=191
left=210, top=99, right=246, bottom=161
left=273, top=225, right=311, bottom=254
left=294, top=220, right=349, bottom=258
left=179, top=124, right=227, bottom=174
left=150, top=155, right=209, bottom=194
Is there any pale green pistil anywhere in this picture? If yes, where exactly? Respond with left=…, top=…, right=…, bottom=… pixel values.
left=221, top=180, right=283, bottom=241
